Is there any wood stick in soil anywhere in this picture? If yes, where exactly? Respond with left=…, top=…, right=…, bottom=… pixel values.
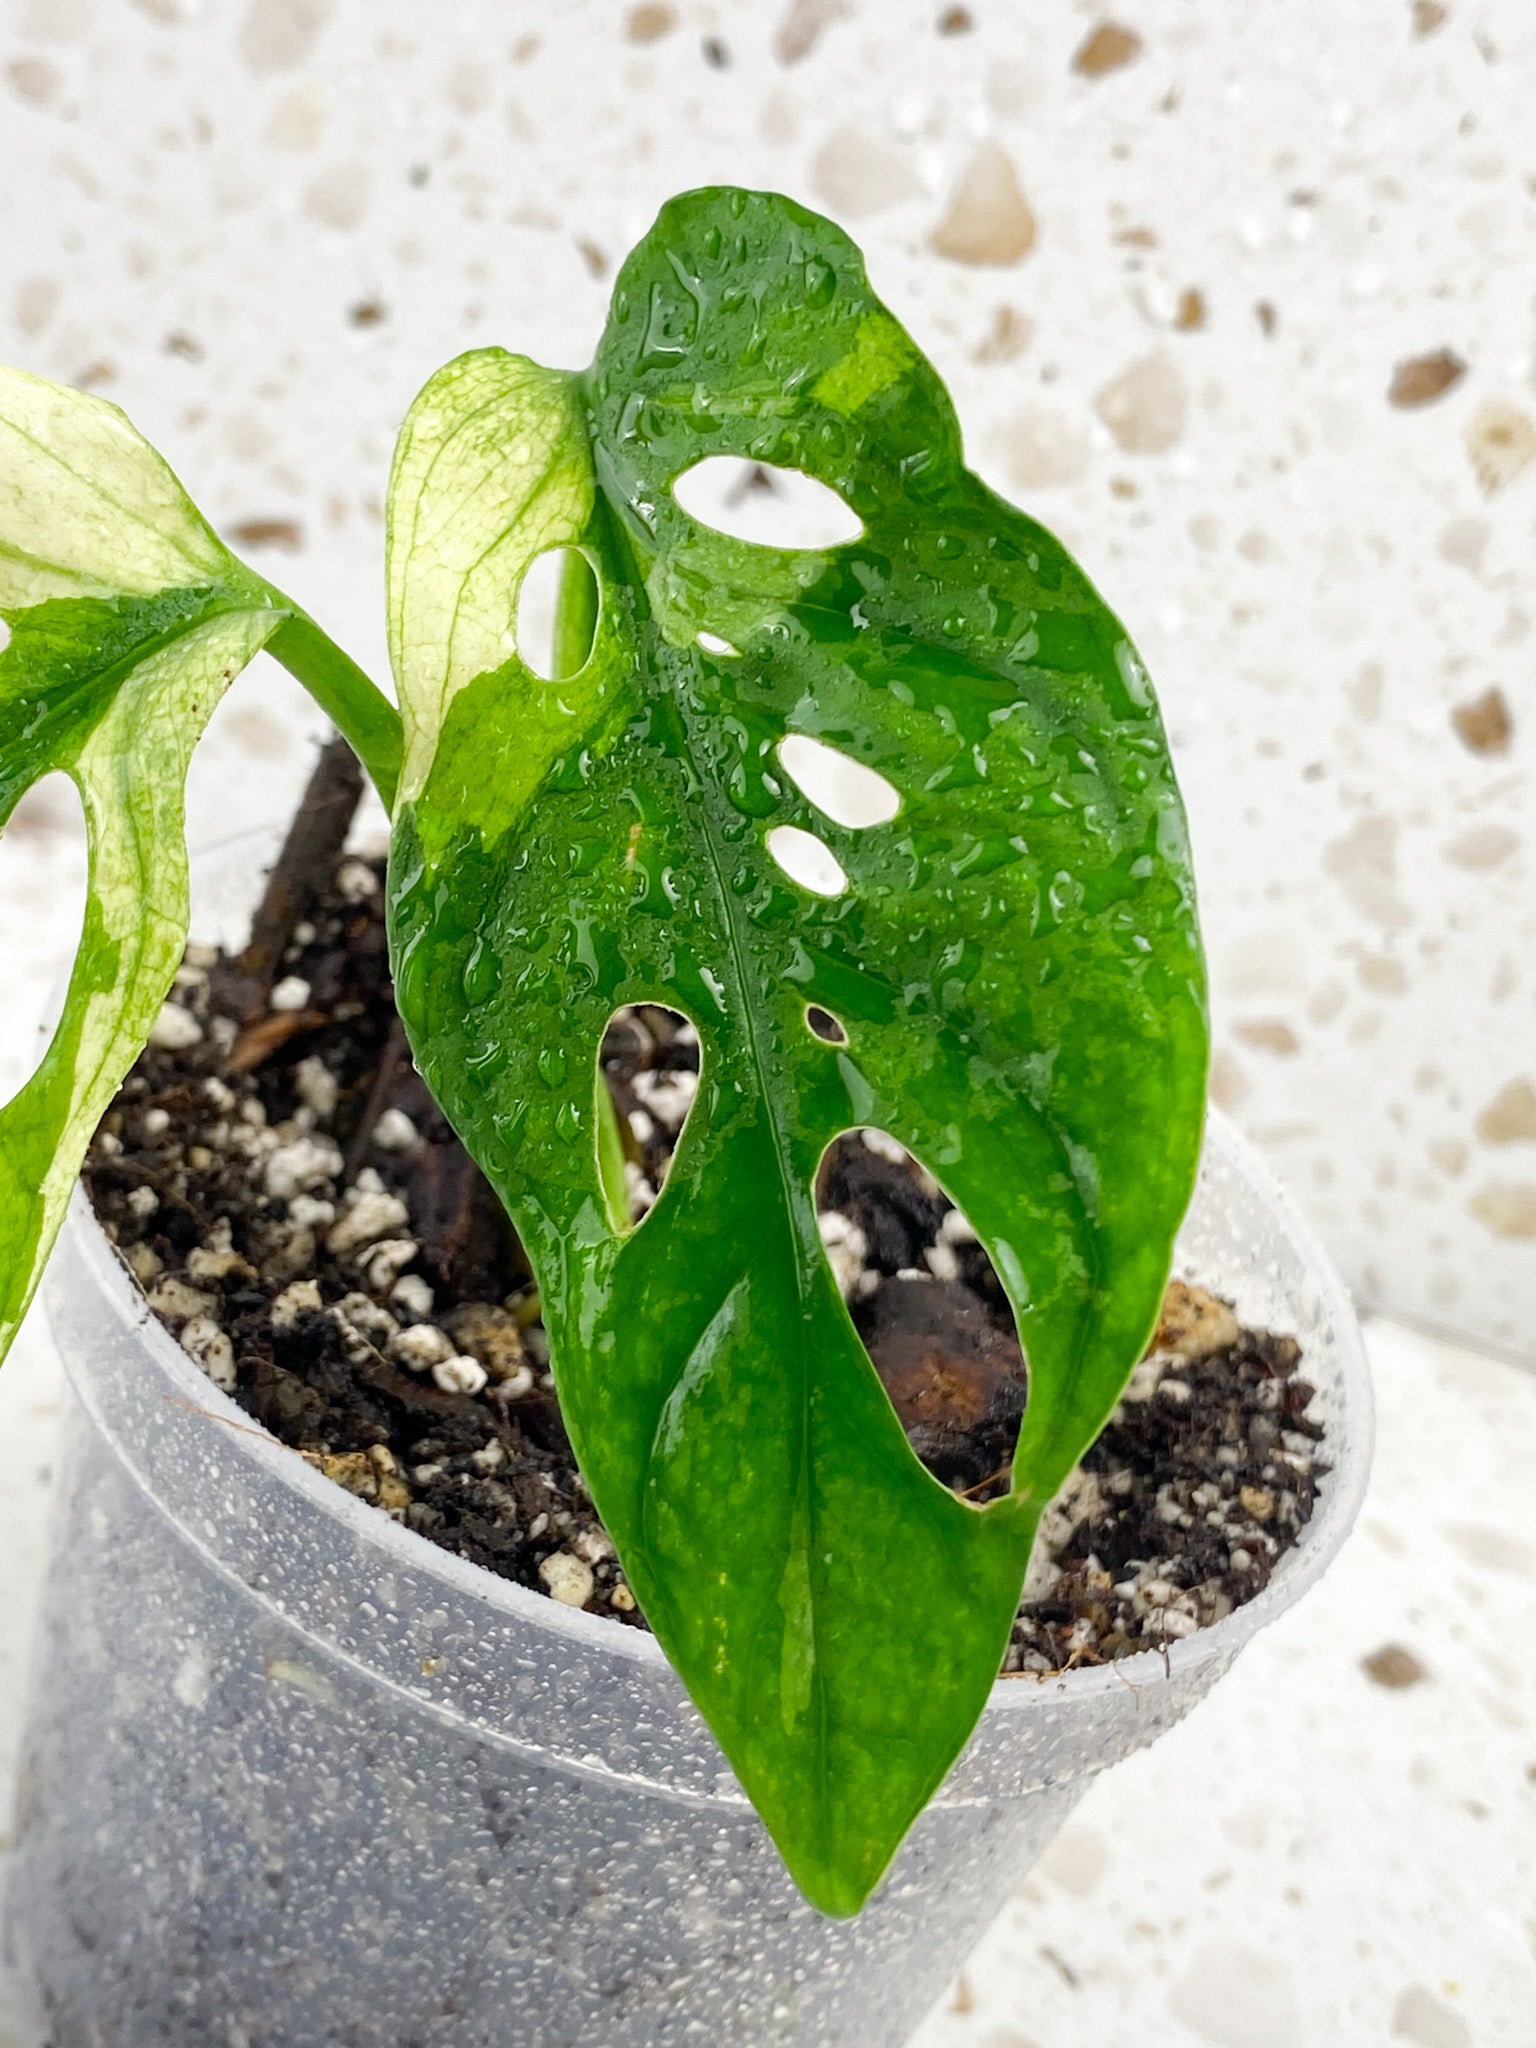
left=209, top=731, right=364, bottom=1026
left=342, top=1012, right=410, bottom=1182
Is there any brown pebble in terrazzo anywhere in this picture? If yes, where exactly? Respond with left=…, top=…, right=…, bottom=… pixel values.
left=15, top=278, right=60, bottom=338
left=7, top=58, right=61, bottom=105
left=1468, top=1182, right=1536, bottom=1242
left=972, top=305, right=1031, bottom=363
left=1465, top=399, right=1536, bottom=495
left=937, top=5, right=973, bottom=32
left=625, top=0, right=676, bottom=42
left=1363, top=1644, right=1429, bottom=1688
left=1322, top=814, right=1412, bottom=929
left=1443, top=823, right=1519, bottom=872
left=1476, top=1080, right=1536, bottom=1146
left=773, top=0, right=853, bottom=65
left=1411, top=0, right=1449, bottom=37
left=1232, top=1018, right=1301, bottom=1058
left=1174, top=287, right=1207, bottom=331
left=931, top=144, right=1036, bottom=266
left=1072, top=23, right=1143, bottom=77
left=1450, top=686, right=1512, bottom=754
left=349, top=299, right=386, bottom=327
left=239, top=0, right=331, bottom=75
left=228, top=518, right=303, bottom=551
left=1388, top=349, right=1466, bottom=408
left=1094, top=352, right=1188, bottom=455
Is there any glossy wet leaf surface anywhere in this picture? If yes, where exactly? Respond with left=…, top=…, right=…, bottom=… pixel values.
left=385, top=188, right=1208, bottom=1915
left=0, top=367, right=286, bottom=1360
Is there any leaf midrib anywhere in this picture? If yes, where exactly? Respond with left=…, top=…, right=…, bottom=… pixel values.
left=602, top=496, right=834, bottom=1860
left=672, top=679, right=831, bottom=1850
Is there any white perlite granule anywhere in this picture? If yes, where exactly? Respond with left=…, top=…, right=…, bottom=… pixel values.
left=269, top=975, right=311, bottom=1013
left=326, top=1182, right=410, bottom=1257
left=432, top=1354, right=489, bottom=1396
left=264, top=1136, right=343, bottom=1201
left=148, top=1002, right=203, bottom=1051
left=538, top=1551, right=595, bottom=1608
left=371, top=1108, right=419, bottom=1151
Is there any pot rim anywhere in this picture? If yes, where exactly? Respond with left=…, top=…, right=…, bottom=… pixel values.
left=61, top=1096, right=1373, bottom=1717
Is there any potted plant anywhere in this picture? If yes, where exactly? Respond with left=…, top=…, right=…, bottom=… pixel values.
left=0, top=188, right=1370, bottom=2047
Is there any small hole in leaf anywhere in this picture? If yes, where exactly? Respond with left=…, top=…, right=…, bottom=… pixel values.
left=597, top=1003, right=700, bottom=1228
left=766, top=824, right=848, bottom=897
left=805, top=1004, right=848, bottom=1046
left=671, top=458, right=863, bottom=549
left=778, top=734, right=900, bottom=829
left=817, top=1129, right=1027, bottom=1502
left=696, top=630, right=740, bottom=657
left=515, top=546, right=599, bottom=682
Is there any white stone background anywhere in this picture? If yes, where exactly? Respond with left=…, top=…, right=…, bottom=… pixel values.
left=0, top=2, right=1533, bottom=2045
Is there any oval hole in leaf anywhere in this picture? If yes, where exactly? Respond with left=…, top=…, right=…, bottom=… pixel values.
left=0, top=770, right=89, bottom=1100
left=805, top=1003, right=848, bottom=1046
left=598, top=1003, right=701, bottom=1228
left=516, top=546, right=599, bottom=682
left=766, top=824, right=848, bottom=897
left=671, top=458, right=864, bottom=549
left=696, top=630, right=740, bottom=657
left=817, top=1128, right=1027, bottom=1503
left=778, top=734, right=900, bottom=829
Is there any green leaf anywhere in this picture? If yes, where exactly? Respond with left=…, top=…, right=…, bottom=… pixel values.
left=385, top=188, right=1208, bottom=1916
left=0, top=367, right=289, bottom=1361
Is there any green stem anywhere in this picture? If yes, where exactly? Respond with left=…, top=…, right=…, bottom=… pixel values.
left=595, top=1068, right=631, bottom=1234
left=552, top=548, right=600, bottom=681
left=266, top=611, right=403, bottom=814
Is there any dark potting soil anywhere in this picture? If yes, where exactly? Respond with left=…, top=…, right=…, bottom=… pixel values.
left=82, top=753, right=1325, bottom=1676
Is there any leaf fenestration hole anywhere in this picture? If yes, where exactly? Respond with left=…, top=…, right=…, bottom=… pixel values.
left=816, top=1128, right=1027, bottom=1503
left=598, top=1003, right=701, bottom=1228
left=0, top=770, right=89, bottom=1110
left=696, top=630, right=741, bottom=657
left=671, top=458, right=864, bottom=550
left=805, top=1004, right=848, bottom=1046
left=765, top=824, right=849, bottom=897
left=778, top=734, right=900, bottom=829
left=515, top=546, right=599, bottom=682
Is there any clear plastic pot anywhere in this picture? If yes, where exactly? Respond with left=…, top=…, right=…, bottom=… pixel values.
left=2, top=842, right=1372, bottom=2048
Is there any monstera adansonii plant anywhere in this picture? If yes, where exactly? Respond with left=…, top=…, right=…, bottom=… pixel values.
left=0, top=188, right=1207, bottom=1916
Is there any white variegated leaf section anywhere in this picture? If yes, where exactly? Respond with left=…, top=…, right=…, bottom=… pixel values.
left=0, top=366, right=229, bottom=608
left=385, top=349, right=595, bottom=803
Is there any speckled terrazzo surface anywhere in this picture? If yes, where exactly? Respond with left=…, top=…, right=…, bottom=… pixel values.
left=0, top=0, right=1532, bottom=1356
